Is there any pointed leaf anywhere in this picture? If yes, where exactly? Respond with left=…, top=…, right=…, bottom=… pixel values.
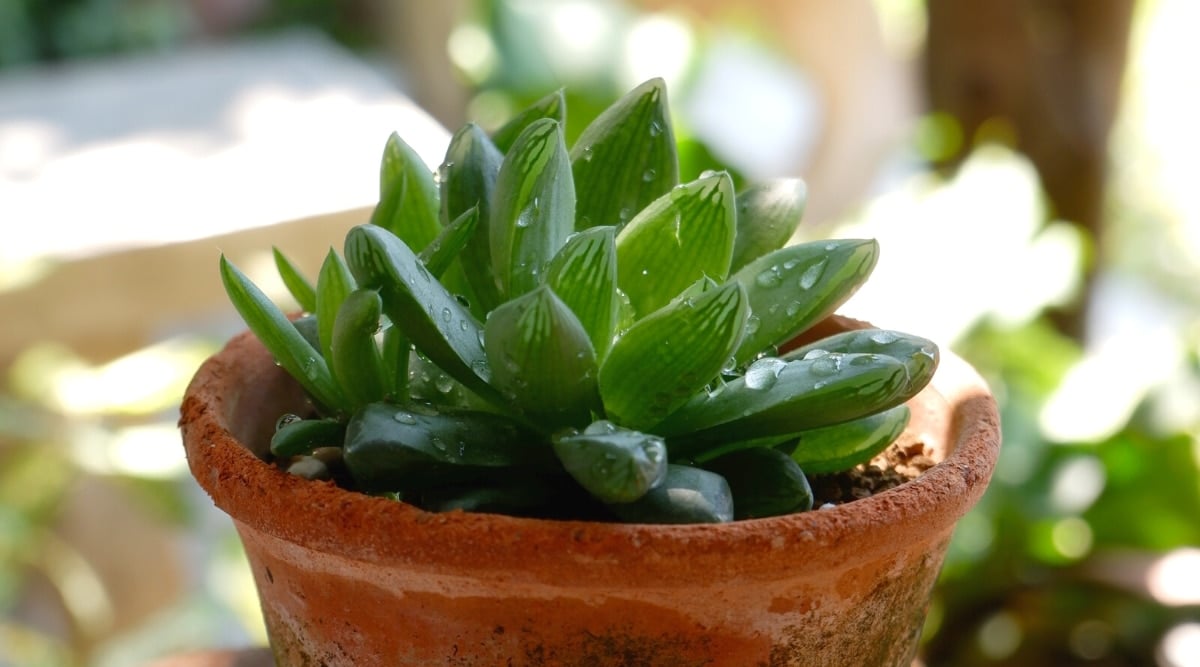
left=607, top=464, right=733, bottom=524
left=616, top=172, right=736, bottom=318
left=599, top=281, right=748, bottom=430
left=418, top=205, right=480, bottom=279
left=490, top=119, right=575, bottom=298
left=270, top=418, right=346, bottom=458
left=491, top=88, right=566, bottom=153
left=792, top=404, right=910, bottom=474
left=701, top=447, right=813, bottom=519
left=344, top=224, right=499, bottom=404
left=730, top=179, right=808, bottom=273
left=484, top=285, right=599, bottom=429
left=571, top=78, right=679, bottom=230
left=219, top=255, right=346, bottom=412
left=330, top=288, right=387, bottom=406
left=782, top=328, right=939, bottom=395
left=343, top=402, right=552, bottom=492
left=371, top=132, right=441, bottom=252
left=659, top=353, right=910, bottom=458
left=731, top=239, right=878, bottom=365
left=272, top=247, right=316, bottom=312
left=381, top=325, right=409, bottom=400
left=545, top=226, right=619, bottom=358
left=553, top=421, right=667, bottom=504
left=315, top=249, right=356, bottom=364
left=440, top=123, right=505, bottom=312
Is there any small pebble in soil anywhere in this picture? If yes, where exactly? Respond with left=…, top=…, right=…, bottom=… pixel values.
left=287, top=456, right=330, bottom=480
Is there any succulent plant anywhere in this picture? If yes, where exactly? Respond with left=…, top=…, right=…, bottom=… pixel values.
left=219, top=79, right=938, bottom=524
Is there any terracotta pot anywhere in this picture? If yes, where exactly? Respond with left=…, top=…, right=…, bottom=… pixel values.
left=180, top=316, right=1000, bottom=666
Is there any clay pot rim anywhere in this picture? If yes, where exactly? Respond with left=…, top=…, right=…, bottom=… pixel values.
left=181, top=316, right=1000, bottom=579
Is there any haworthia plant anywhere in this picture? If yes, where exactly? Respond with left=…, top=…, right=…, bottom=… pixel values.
left=219, top=79, right=939, bottom=524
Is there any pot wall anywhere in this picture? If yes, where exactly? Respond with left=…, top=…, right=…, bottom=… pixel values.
left=180, top=317, right=1000, bottom=666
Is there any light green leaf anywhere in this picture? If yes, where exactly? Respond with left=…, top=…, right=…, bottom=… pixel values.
left=344, top=224, right=499, bottom=405
left=659, top=353, right=910, bottom=458
left=731, top=239, right=878, bottom=365
left=272, top=247, right=316, bottom=313
left=615, top=172, right=736, bottom=318
left=315, top=249, right=356, bottom=364
left=219, top=255, right=347, bottom=413
left=607, top=464, right=733, bottom=524
left=782, top=328, right=939, bottom=395
left=484, top=285, right=598, bottom=429
left=571, top=78, right=678, bottom=231
left=330, top=288, right=387, bottom=406
left=792, top=404, right=910, bottom=474
left=490, top=88, right=566, bottom=153
left=490, top=119, right=575, bottom=298
left=599, top=281, right=748, bottom=430
left=553, top=421, right=667, bottom=504
left=381, top=325, right=409, bottom=400
left=730, top=179, right=808, bottom=273
left=440, top=123, right=505, bottom=313
left=371, top=132, right=441, bottom=252
left=545, top=226, right=619, bottom=358
left=419, top=205, right=479, bottom=278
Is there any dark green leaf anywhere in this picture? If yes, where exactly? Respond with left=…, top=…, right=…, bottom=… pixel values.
left=615, top=172, right=736, bottom=318
left=330, top=288, right=387, bottom=406
left=343, top=225, right=499, bottom=404
left=607, top=464, right=733, bottom=524
left=490, top=118, right=575, bottom=298
left=571, top=78, right=678, bottom=231
left=272, top=247, right=316, bottom=312
left=731, top=239, right=878, bottom=365
left=371, top=132, right=441, bottom=252
left=418, top=205, right=479, bottom=278
left=701, top=447, right=813, bottom=519
left=545, top=226, right=619, bottom=358
left=599, top=281, right=748, bottom=430
left=730, top=179, right=807, bottom=273
left=659, top=353, right=911, bottom=458
left=343, top=402, right=551, bottom=492
left=793, top=404, right=911, bottom=474
left=782, top=328, right=939, bottom=396
left=490, top=88, right=566, bottom=153
left=219, top=255, right=347, bottom=412
left=315, top=249, right=356, bottom=364
left=440, top=123, right=505, bottom=312
left=270, top=418, right=346, bottom=458
left=484, top=285, right=599, bottom=429
left=552, top=421, right=667, bottom=504
left=381, top=325, right=409, bottom=399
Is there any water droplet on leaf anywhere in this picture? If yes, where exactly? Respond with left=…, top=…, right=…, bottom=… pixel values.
left=744, top=357, right=787, bottom=390
left=276, top=414, right=302, bottom=431
left=799, top=259, right=827, bottom=290
left=755, top=266, right=784, bottom=288
left=393, top=411, right=418, bottom=425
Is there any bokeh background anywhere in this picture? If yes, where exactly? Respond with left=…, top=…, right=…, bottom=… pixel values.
left=1, top=1, right=1198, bottom=665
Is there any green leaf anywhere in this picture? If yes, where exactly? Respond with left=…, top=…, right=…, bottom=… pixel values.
left=782, top=328, right=939, bottom=396
left=330, top=288, right=387, bottom=406
left=571, top=77, right=679, bottom=231
left=315, top=249, right=356, bottom=364
left=615, top=172, right=736, bottom=318
left=272, top=247, right=316, bottom=312
left=659, top=353, right=911, bottom=458
left=701, top=447, right=813, bottom=519
left=343, top=402, right=551, bottom=492
left=607, top=464, right=733, bottom=524
left=553, top=421, right=667, bottom=504
left=545, top=226, right=619, bottom=358
left=418, top=205, right=479, bottom=278
left=490, top=88, right=566, bottom=153
left=599, top=281, right=748, bottom=430
left=490, top=118, right=575, bottom=298
left=371, top=132, right=441, bottom=252
left=381, top=325, right=409, bottom=400
left=440, top=123, right=505, bottom=313
left=270, top=418, right=346, bottom=458
left=484, top=285, right=599, bottom=429
left=219, top=255, right=347, bottom=413
left=792, top=404, right=910, bottom=474
left=344, top=225, right=498, bottom=404
left=730, top=179, right=807, bottom=273
left=731, top=239, right=878, bottom=365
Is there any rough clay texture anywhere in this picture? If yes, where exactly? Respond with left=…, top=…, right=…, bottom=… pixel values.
left=179, top=316, right=1001, bottom=666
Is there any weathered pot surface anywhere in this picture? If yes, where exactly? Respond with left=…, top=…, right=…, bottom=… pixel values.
left=180, top=315, right=1000, bottom=666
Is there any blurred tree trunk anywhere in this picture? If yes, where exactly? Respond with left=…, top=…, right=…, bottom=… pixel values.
left=923, top=0, right=1135, bottom=341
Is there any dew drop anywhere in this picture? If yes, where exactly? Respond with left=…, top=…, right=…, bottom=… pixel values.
left=459, top=320, right=470, bottom=332
left=642, top=168, right=656, bottom=182
left=276, top=413, right=303, bottom=431
left=755, top=266, right=784, bottom=288
left=649, top=120, right=663, bottom=137
left=619, top=207, right=633, bottom=222
left=430, top=436, right=448, bottom=453
left=783, top=259, right=800, bottom=270
left=849, top=355, right=879, bottom=367
left=802, top=349, right=828, bottom=360
left=721, top=356, right=738, bottom=375
left=744, top=315, right=761, bottom=335
left=393, top=411, right=418, bottom=425
left=824, top=242, right=838, bottom=251
left=809, top=354, right=843, bottom=377
left=434, top=374, right=455, bottom=393
left=870, top=330, right=899, bottom=345
left=441, top=307, right=453, bottom=323
left=744, top=357, right=787, bottom=390
left=581, top=146, right=594, bottom=161
left=799, top=259, right=827, bottom=290
left=785, top=302, right=803, bottom=317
